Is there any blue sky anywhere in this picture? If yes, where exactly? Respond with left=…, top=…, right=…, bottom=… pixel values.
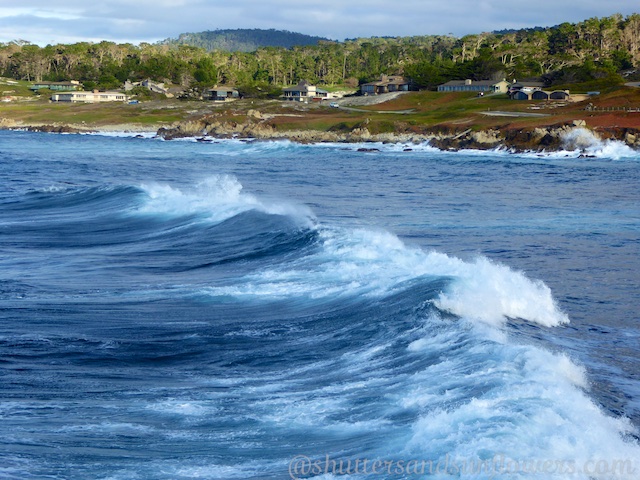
left=0, top=1, right=637, bottom=46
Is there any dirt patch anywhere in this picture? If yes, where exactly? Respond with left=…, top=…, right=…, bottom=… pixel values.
left=338, top=92, right=409, bottom=107
left=585, top=113, right=640, bottom=128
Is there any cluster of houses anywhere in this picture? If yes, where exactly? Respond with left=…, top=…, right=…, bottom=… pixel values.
left=508, top=81, right=570, bottom=101
left=281, top=75, right=411, bottom=103
left=30, top=80, right=243, bottom=104
left=437, top=78, right=570, bottom=100
left=28, top=76, right=570, bottom=104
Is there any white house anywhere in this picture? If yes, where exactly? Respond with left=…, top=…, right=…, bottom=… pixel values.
left=51, top=91, right=129, bottom=103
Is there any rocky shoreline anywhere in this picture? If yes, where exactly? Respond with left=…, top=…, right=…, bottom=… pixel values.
left=154, top=115, right=640, bottom=152
left=3, top=115, right=639, bottom=152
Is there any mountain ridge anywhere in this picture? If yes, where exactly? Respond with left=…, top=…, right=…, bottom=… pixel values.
left=159, top=28, right=331, bottom=52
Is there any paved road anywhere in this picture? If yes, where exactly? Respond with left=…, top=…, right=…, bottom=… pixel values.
left=336, top=105, right=416, bottom=114
left=479, top=110, right=550, bottom=117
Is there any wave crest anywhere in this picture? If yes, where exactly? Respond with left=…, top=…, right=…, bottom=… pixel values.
left=204, top=226, right=569, bottom=328
left=135, top=175, right=316, bottom=227
left=433, top=255, right=569, bottom=327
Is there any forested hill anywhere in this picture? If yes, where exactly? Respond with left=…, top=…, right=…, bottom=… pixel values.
left=159, top=29, right=330, bottom=52
left=2, top=14, right=639, bottom=93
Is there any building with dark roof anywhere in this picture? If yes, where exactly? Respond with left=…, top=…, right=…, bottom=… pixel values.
left=437, top=79, right=510, bottom=93
left=361, top=75, right=410, bottom=95
left=30, top=81, right=83, bottom=92
left=206, top=87, right=240, bottom=101
left=282, top=80, right=328, bottom=102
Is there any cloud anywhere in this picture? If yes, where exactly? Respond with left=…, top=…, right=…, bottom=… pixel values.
left=0, top=0, right=638, bottom=46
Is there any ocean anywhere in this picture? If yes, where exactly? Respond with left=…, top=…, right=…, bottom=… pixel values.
left=0, top=129, right=638, bottom=479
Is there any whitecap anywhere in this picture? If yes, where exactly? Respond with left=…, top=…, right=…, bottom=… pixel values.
left=133, top=174, right=316, bottom=227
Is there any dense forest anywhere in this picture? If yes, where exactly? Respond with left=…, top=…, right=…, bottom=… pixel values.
left=159, top=29, right=329, bottom=52
left=1, top=14, right=639, bottom=96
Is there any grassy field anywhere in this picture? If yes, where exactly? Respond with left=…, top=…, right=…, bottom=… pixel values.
left=0, top=97, right=207, bottom=128
left=2, top=81, right=639, bottom=133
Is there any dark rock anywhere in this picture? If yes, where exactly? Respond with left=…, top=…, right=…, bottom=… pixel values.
left=27, top=124, right=84, bottom=134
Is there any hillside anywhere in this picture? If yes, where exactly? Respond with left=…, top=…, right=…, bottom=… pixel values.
left=159, top=28, right=330, bottom=52
left=1, top=14, right=639, bottom=98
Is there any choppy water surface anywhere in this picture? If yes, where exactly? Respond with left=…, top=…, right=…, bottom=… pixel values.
left=0, top=130, right=638, bottom=479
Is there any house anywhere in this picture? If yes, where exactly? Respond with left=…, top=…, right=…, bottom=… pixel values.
left=437, top=79, right=510, bottom=93
left=531, top=90, right=550, bottom=100
left=508, top=81, right=545, bottom=96
left=30, top=81, right=82, bottom=92
left=282, top=80, right=328, bottom=102
left=50, top=90, right=129, bottom=103
left=507, top=79, right=569, bottom=101
left=206, top=87, right=240, bottom=101
left=511, top=90, right=530, bottom=100
left=361, top=75, right=410, bottom=95
left=511, top=89, right=570, bottom=101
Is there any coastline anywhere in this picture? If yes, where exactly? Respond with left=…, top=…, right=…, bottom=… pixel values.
left=2, top=117, right=639, bottom=154
left=2, top=87, right=640, bottom=153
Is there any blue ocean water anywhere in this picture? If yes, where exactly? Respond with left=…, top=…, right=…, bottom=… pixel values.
left=0, top=129, right=638, bottom=479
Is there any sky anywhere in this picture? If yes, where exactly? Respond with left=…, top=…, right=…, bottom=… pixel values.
left=0, top=1, right=638, bottom=46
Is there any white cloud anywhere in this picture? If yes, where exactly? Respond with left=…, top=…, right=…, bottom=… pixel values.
left=0, top=1, right=637, bottom=46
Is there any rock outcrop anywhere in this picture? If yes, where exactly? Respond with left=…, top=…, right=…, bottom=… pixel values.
left=26, top=124, right=86, bottom=134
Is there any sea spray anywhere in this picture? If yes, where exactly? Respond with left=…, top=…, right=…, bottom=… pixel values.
left=135, top=175, right=315, bottom=227
left=561, top=128, right=637, bottom=159
left=199, top=223, right=570, bottom=328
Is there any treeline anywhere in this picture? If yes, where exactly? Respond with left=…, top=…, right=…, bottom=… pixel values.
left=1, top=14, right=639, bottom=95
left=159, top=29, right=330, bottom=53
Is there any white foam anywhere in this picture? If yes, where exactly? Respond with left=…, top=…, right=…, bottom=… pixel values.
left=36, top=184, right=74, bottom=193
left=325, top=229, right=569, bottom=328
left=433, top=255, right=569, bottom=327
left=132, top=178, right=568, bottom=327
left=146, top=399, right=216, bottom=417
left=561, top=128, right=638, bottom=160
left=201, top=226, right=569, bottom=328
left=87, top=130, right=157, bottom=139
left=134, top=175, right=315, bottom=227
left=405, top=340, right=640, bottom=479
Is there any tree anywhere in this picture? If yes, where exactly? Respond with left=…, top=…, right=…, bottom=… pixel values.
left=193, top=57, right=218, bottom=85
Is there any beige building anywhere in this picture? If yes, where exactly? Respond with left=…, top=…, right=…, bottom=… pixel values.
left=51, top=91, right=129, bottom=103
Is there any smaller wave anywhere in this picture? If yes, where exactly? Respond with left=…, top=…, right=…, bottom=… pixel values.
left=4, top=185, right=138, bottom=215
left=86, top=130, right=157, bottom=139
left=135, top=175, right=316, bottom=227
